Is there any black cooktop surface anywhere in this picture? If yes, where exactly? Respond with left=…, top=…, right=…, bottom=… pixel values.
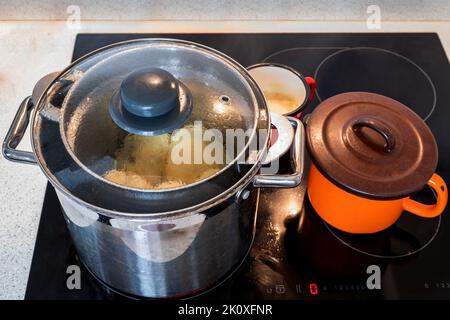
left=25, top=33, right=450, bottom=300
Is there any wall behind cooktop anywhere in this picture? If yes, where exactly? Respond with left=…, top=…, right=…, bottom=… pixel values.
left=0, top=0, right=449, bottom=21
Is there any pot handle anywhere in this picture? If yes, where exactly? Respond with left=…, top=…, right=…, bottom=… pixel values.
left=304, top=76, right=316, bottom=102
left=253, top=117, right=304, bottom=188
left=2, top=96, right=38, bottom=165
left=402, top=173, right=448, bottom=218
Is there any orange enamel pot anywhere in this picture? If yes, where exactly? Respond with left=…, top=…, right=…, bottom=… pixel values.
left=306, top=92, right=448, bottom=234
left=307, top=163, right=448, bottom=234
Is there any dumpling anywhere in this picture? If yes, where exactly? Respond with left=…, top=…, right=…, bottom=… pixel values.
left=103, top=169, right=153, bottom=189
left=164, top=125, right=222, bottom=185
left=115, top=133, right=171, bottom=185
left=103, top=124, right=225, bottom=189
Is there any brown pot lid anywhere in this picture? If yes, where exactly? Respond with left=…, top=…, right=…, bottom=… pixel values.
left=306, top=92, right=438, bottom=199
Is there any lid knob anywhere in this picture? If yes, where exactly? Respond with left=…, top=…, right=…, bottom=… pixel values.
left=351, top=118, right=396, bottom=153
left=120, top=68, right=180, bottom=117
left=109, top=67, right=193, bottom=136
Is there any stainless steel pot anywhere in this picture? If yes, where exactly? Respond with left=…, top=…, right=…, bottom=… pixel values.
left=3, top=39, right=304, bottom=298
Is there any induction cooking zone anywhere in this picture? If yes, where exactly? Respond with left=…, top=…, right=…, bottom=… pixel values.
left=25, top=33, right=450, bottom=300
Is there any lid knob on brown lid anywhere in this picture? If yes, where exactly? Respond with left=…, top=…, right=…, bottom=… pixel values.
left=351, top=117, right=396, bottom=153
left=306, top=92, right=438, bottom=199
left=109, top=67, right=193, bottom=136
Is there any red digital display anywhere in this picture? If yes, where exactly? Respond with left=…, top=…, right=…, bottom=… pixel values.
left=309, top=283, right=318, bottom=295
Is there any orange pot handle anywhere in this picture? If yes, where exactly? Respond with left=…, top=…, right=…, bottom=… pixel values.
left=402, top=173, right=448, bottom=218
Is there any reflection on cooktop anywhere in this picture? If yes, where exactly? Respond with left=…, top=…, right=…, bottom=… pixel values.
left=313, top=47, right=437, bottom=121
left=266, top=46, right=437, bottom=121
left=321, top=186, right=441, bottom=259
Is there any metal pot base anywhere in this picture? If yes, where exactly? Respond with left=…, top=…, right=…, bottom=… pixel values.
left=79, top=230, right=255, bottom=300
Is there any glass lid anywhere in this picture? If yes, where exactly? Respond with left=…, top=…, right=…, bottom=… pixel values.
left=58, top=39, right=260, bottom=190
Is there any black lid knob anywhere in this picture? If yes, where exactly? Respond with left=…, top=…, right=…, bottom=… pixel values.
left=120, top=68, right=180, bottom=117
left=109, top=68, right=193, bottom=136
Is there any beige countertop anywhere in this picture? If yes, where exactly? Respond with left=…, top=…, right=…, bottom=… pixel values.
left=1, top=20, right=449, bottom=299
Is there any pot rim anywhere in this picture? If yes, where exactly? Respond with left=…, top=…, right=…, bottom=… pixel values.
left=49, top=161, right=260, bottom=221
left=247, top=62, right=310, bottom=115
left=30, top=38, right=269, bottom=219
left=307, top=155, right=432, bottom=201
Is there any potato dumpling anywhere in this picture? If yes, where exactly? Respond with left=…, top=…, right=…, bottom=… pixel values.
left=114, top=133, right=171, bottom=185
left=165, top=126, right=222, bottom=185
left=103, top=170, right=153, bottom=189
left=103, top=125, right=224, bottom=189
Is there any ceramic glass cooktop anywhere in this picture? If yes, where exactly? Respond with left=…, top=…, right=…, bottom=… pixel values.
left=25, top=33, right=450, bottom=300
